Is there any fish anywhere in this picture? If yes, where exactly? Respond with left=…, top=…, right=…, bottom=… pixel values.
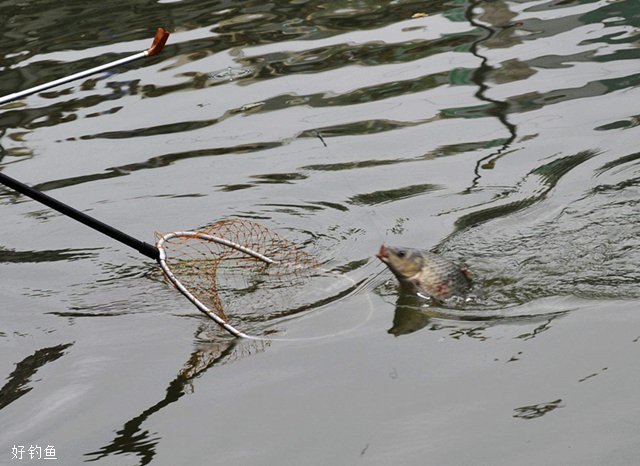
left=376, top=244, right=472, bottom=301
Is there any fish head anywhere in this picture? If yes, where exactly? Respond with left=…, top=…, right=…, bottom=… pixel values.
left=376, top=245, right=424, bottom=282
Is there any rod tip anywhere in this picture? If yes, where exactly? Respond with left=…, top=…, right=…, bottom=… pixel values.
left=146, top=27, right=170, bottom=57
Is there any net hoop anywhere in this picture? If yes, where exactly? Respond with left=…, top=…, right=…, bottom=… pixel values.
left=156, top=230, right=276, bottom=338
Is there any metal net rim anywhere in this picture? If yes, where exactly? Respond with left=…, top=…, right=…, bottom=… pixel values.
left=156, top=230, right=277, bottom=338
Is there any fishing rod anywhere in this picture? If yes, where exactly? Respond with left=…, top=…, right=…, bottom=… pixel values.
left=0, top=27, right=170, bottom=106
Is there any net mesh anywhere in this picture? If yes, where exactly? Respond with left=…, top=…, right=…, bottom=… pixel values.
left=156, top=219, right=319, bottom=330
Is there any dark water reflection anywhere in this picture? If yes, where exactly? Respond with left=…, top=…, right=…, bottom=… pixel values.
left=0, top=343, right=73, bottom=410
left=85, top=335, right=266, bottom=465
left=1, top=0, right=640, bottom=464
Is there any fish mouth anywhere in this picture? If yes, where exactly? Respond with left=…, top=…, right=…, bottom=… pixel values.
left=376, top=244, right=389, bottom=262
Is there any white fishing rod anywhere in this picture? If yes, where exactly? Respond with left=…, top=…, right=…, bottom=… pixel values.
left=0, top=27, right=170, bottom=106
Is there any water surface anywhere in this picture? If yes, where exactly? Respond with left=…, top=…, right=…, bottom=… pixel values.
left=1, top=0, right=639, bottom=464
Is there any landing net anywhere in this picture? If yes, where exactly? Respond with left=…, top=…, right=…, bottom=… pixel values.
left=156, top=219, right=319, bottom=338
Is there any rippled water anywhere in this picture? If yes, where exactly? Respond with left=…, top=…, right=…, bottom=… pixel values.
left=1, top=1, right=640, bottom=464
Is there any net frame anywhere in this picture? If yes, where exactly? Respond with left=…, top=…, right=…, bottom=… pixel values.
left=155, top=220, right=320, bottom=339
left=156, top=230, right=275, bottom=338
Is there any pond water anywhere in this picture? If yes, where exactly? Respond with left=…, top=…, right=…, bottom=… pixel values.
left=1, top=0, right=639, bottom=464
